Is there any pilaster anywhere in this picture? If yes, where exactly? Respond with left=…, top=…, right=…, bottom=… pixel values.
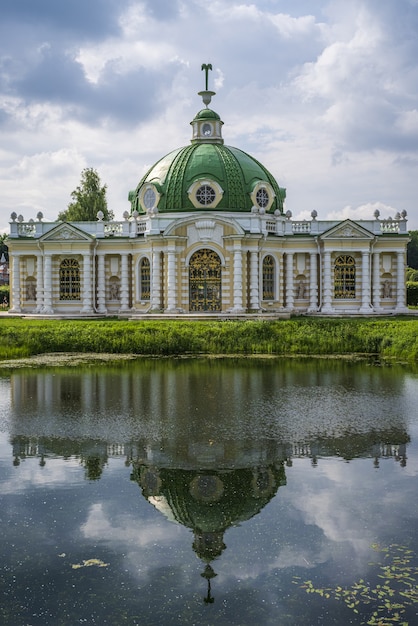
left=81, top=253, right=93, bottom=313
left=42, top=254, right=54, bottom=314
left=395, top=251, right=408, bottom=313
left=151, top=249, right=162, bottom=310
left=360, top=250, right=372, bottom=313
left=249, top=250, right=259, bottom=310
left=97, top=253, right=107, bottom=314
left=119, top=253, right=130, bottom=312
left=372, top=252, right=381, bottom=311
left=166, top=246, right=177, bottom=312
left=9, top=253, right=22, bottom=313
left=35, top=254, right=44, bottom=313
left=321, top=251, right=334, bottom=313
left=231, top=242, right=244, bottom=312
left=285, top=252, right=294, bottom=311
left=308, top=252, right=318, bottom=313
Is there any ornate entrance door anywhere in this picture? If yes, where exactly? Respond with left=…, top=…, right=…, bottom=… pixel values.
left=189, top=249, right=221, bottom=311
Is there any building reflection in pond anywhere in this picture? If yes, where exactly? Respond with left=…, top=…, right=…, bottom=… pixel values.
left=130, top=448, right=286, bottom=602
left=6, top=360, right=411, bottom=602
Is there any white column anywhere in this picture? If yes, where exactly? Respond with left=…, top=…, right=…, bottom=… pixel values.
left=285, top=252, right=294, bottom=311
left=360, top=251, right=372, bottom=313
left=232, top=242, right=244, bottom=312
left=395, top=251, right=408, bottom=312
left=42, top=254, right=53, bottom=314
left=81, top=253, right=93, bottom=313
left=97, top=253, right=107, bottom=314
left=151, top=249, right=162, bottom=310
left=9, top=253, right=22, bottom=313
left=166, top=246, right=177, bottom=312
left=308, top=252, right=318, bottom=313
left=249, top=250, right=259, bottom=310
left=372, top=252, right=381, bottom=311
left=35, top=254, right=44, bottom=313
left=277, top=253, right=285, bottom=309
left=119, top=253, right=130, bottom=312
left=321, top=251, right=333, bottom=313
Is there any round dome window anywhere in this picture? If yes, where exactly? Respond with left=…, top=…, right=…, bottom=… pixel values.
left=256, top=188, right=269, bottom=209
left=196, top=184, right=216, bottom=206
left=143, top=188, right=157, bottom=210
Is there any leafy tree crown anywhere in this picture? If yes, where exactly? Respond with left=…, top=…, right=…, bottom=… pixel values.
left=58, top=168, right=113, bottom=221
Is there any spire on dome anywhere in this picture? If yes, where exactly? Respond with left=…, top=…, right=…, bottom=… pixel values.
left=199, top=63, right=216, bottom=107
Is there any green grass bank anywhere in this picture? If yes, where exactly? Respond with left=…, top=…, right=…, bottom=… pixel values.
left=0, top=317, right=418, bottom=363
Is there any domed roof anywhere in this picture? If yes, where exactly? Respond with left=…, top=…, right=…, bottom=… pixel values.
left=133, top=464, right=285, bottom=562
left=129, top=85, right=286, bottom=216
left=130, top=142, right=285, bottom=214
left=193, top=108, right=221, bottom=121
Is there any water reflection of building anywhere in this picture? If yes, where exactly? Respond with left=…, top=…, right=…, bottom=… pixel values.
left=8, top=362, right=411, bottom=472
left=6, top=361, right=412, bottom=599
left=9, top=430, right=409, bottom=602
left=131, top=461, right=286, bottom=602
left=10, top=435, right=409, bottom=470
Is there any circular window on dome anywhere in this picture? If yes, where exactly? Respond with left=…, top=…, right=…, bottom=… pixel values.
left=188, top=179, right=223, bottom=209
left=196, top=184, right=216, bottom=206
left=250, top=182, right=275, bottom=212
left=143, top=188, right=156, bottom=209
left=139, top=184, right=160, bottom=212
left=256, top=188, right=269, bottom=208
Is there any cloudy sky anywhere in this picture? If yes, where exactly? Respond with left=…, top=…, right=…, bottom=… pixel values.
left=1, top=0, right=417, bottom=235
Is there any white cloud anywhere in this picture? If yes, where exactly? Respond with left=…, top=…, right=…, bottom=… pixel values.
left=0, top=455, right=83, bottom=495
left=0, top=0, right=417, bottom=232
left=325, top=201, right=400, bottom=223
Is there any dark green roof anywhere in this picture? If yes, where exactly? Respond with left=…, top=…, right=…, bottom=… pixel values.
left=130, top=142, right=286, bottom=214
left=193, top=108, right=221, bottom=121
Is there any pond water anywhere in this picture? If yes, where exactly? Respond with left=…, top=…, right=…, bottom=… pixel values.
left=1, top=357, right=418, bottom=626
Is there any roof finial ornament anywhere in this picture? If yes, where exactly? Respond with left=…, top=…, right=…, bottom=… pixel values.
left=199, top=63, right=216, bottom=107
left=202, top=63, right=212, bottom=90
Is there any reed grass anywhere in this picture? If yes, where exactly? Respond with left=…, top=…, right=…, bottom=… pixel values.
left=0, top=317, right=417, bottom=362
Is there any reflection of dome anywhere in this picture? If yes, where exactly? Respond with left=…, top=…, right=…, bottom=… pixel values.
left=129, top=90, right=286, bottom=216
left=132, top=464, right=286, bottom=563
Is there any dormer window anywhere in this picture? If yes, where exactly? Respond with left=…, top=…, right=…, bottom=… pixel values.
left=250, top=182, right=275, bottom=212
left=188, top=179, right=223, bottom=209
left=138, top=184, right=160, bottom=212
left=256, top=188, right=269, bottom=208
left=196, top=184, right=216, bottom=205
left=143, top=188, right=156, bottom=209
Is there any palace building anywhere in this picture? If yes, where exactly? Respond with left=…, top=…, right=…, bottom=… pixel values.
left=6, top=72, right=409, bottom=317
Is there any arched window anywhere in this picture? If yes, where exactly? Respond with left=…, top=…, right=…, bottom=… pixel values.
left=262, top=255, right=275, bottom=300
left=60, top=259, right=80, bottom=300
left=140, top=257, right=150, bottom=300
left=334, top=255, right=356, bottom=299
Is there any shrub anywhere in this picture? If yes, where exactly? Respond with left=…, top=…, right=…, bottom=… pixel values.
left=0, top=285, right=9, bottom=309
left=406, top=267, right=418, bottom=282
left=407, top=281, right=418, bottom=306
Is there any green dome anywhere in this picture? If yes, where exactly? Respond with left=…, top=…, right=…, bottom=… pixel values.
left=193, top=108, right=221, bottom=121
left=129, top=103, right=286, bottom=215
left=130, top=142, right=286, bottom=215
left=133, top=464, right=285, bottom=562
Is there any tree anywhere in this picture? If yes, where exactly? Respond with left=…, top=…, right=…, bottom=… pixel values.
left=0, top=232, right=8, bottom=261
left=407, top=230, right=418, bottom=269
left=58, top=168, right=113, bottom=221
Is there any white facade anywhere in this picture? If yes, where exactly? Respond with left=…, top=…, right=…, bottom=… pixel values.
left=6, top=209, right=409, bottom=317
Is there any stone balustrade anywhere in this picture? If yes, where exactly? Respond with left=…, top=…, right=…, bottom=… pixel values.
left=8, top=212, right=408, bottom=239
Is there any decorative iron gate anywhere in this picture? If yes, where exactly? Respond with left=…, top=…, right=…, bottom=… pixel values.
left=189, top=249, right=221, bottom=311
